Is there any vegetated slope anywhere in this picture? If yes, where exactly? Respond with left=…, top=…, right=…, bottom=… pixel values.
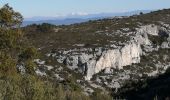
left=22, top=8, right=170, bottom=99
left=24, top=9, right=170, bottom=51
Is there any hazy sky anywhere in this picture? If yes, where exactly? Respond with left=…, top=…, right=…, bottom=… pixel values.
left=0, top=0, right=170, bottom=18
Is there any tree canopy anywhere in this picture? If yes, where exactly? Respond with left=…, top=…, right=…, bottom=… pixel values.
left=0, top=4, right=37, bottom=75
left=0, top=4, right=23, bottom=28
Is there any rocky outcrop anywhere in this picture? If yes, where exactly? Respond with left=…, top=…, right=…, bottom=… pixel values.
left=85, top=41, right=141, bottom=80
left=48, top=24, right=170, bottom=80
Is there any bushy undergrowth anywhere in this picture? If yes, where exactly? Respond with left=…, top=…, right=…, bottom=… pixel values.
left=0, top=74, right=92, bottom=100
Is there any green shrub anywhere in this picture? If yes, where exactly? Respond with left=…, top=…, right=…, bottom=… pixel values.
left=0, top=52, right=17, bottom=75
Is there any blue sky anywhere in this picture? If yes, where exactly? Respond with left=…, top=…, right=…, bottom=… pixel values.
left=0, top=0, right=170, bottom=18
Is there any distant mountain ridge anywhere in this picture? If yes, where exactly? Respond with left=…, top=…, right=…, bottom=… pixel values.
left=23, top=10, right=151, bottom=26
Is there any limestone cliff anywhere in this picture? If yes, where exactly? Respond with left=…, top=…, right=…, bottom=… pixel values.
left=85, top=41, right=141, bottom=80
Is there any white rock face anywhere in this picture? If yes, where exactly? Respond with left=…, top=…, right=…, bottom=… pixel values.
left=161, top=42, right=170, bottom=48
left=140, top=25, right=159, bottom=36
left=34, top=59, right=45, bottom=65
left=35, top=69, right=46, bottom=76
left=85, top=41, right=141, bottom=80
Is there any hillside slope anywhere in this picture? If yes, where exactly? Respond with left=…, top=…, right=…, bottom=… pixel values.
left=23, top=8, right=170, bottom=99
